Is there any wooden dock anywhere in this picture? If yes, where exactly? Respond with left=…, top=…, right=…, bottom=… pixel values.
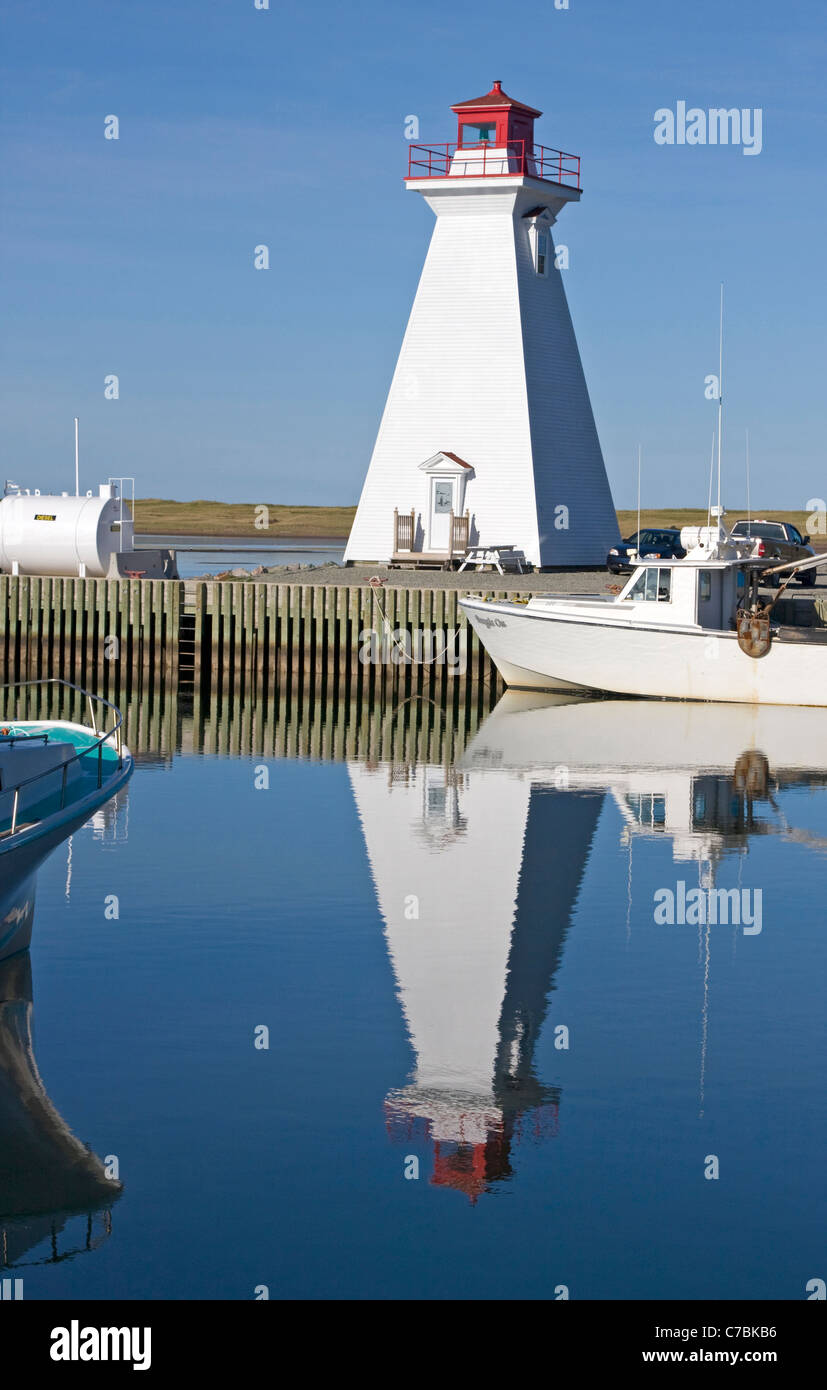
left=0, top=574, right=512, bottom=701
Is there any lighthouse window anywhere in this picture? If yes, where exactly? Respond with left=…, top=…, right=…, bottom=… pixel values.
left=464, top=121, right=495, bottom=145
left=536, top=231, right=548, bottom=275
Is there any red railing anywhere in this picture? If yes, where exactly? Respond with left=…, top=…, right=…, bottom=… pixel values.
left=406, top=140, right=581, bottom=189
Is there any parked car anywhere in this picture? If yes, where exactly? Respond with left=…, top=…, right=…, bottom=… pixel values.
left=729, top=519, right=817, bottom=586
left=606, top=528, right=687, bottom=575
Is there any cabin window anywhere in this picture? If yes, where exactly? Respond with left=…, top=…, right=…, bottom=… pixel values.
left=699, top=570, right=712, bottom=602
left=626, top=566, right=671, bottom=602
left=625, top=793, right=666, bottom=829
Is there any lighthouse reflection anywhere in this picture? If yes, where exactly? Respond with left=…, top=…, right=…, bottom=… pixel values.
left=351, top=692, right=827, bottom=1201
left=350, top=701, right=603, bottom=1202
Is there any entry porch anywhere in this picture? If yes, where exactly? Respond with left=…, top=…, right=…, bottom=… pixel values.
left=390, top=506, right=471, bottom=570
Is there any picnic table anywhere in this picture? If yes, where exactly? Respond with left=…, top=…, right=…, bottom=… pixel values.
left=457, top=545, right=526, bottom=575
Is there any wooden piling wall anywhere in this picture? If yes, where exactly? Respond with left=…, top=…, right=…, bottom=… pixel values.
left=0, top=575, right=507, bottom=699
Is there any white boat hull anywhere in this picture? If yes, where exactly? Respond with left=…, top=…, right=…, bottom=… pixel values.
left=461, top=598, right=827, bottom=706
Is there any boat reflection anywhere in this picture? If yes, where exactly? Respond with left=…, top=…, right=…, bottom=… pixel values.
left=0, top=948, right=121, bottom=1271
left=0, top=793, right=128, bottom=1270
left=467, top=692, right=827, bottom=868
left=352, top=692, right=827, bottom=1201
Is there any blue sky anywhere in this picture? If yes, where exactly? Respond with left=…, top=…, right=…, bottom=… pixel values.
left=0, top=0, right=824, bottom=508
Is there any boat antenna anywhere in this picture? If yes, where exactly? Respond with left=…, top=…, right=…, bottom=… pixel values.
left=716, top=284, right=723, bottom=520
left=745, top=427, right=751, bottom=532
left=74, top=417, right=79, bottom=497
left=706, top=431, right=715, bottom=538
left=636, top=442, right=644, bottom=539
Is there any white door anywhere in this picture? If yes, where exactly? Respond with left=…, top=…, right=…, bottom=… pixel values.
left=429, top=477, right=454, bottom=551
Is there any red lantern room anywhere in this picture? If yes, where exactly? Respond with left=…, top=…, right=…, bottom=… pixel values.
left=452, top=79, right=541, bottom=152
left=405, top=79, right=581, bottom=189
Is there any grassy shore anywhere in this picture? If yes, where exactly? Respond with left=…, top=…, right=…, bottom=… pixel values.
left=134, top=499, right=818, bottom=541
left=616, top=508, right=816, bottom=535
left=134, top=500, right=357, bottom=538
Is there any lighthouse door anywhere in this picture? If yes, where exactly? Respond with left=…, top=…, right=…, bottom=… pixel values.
left=428, top=477, right=454, bottom=552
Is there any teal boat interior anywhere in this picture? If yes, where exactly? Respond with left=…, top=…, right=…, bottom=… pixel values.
left=0, top=681, right=131, bottom=843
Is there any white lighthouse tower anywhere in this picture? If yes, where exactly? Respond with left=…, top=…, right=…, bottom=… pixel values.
left=344, top=81, right=620, bottom=570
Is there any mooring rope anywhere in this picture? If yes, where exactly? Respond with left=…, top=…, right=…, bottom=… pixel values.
left=367, top=575, right=462, bottom=666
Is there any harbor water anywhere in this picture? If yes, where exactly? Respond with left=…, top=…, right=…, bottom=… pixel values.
left=135, top=535, right=346, bottom=578
left=2, top=686, right=825, bottom=1299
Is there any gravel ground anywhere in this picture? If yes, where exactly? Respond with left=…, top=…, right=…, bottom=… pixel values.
left=197, top=561, right=615, bottom=593
left=196, top=560, right=827, bottom=597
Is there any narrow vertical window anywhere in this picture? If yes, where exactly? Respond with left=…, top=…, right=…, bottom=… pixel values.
left=537, top=230, right=547, bottom=275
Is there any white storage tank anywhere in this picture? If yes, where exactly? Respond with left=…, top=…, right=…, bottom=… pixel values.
left=0, top=483, right=134, bottom=577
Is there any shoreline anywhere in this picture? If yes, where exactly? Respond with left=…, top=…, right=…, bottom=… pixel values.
left=134, top=501, right=820, bottom=540
left=133, top=500, right=355, bottom=539
left=134, top=533, right=346, bottom=549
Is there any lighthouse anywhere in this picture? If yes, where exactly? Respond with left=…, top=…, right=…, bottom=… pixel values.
left=344, top=81, right=620, bottom=570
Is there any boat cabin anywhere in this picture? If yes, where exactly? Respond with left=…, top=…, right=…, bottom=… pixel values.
left=617, top=557, right=748, bottom=630
left=613, top=552, right=827, bottom=643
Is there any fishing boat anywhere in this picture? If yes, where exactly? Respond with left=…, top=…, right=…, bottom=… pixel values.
left=460, top=513, right=827, bottom=705
left=0, top=680, right=132, bottom=960
left=462, top=289, right=827, bottom=706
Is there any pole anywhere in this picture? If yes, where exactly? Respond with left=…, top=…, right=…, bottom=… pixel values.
left=74, top=417, right=79, bottom=497
left=707, top=431, right=715, bottom=537
left=745, top=427, right=751, bottom=532
left=636, top=447, right=644, bottom=550
left=716, top=284, right=723, bottom=519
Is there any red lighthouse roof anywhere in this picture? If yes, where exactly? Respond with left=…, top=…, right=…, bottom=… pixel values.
left=451, top=79, right=543, bottom=167
left=405, top=79, right=581, bottom=190
left=452, top=79, right=542, bottom=118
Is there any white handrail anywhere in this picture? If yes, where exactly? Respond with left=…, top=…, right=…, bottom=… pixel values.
left=0, top=679, right=126, bottom=839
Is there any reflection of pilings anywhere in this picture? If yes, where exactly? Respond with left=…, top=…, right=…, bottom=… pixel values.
left=0, top=675, right=180, bottom=768
left=0, top=575, right=510, bottom=697
left=0, top=669, right=501, bottom=768
left=191, top=681, right=500, bottom=766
